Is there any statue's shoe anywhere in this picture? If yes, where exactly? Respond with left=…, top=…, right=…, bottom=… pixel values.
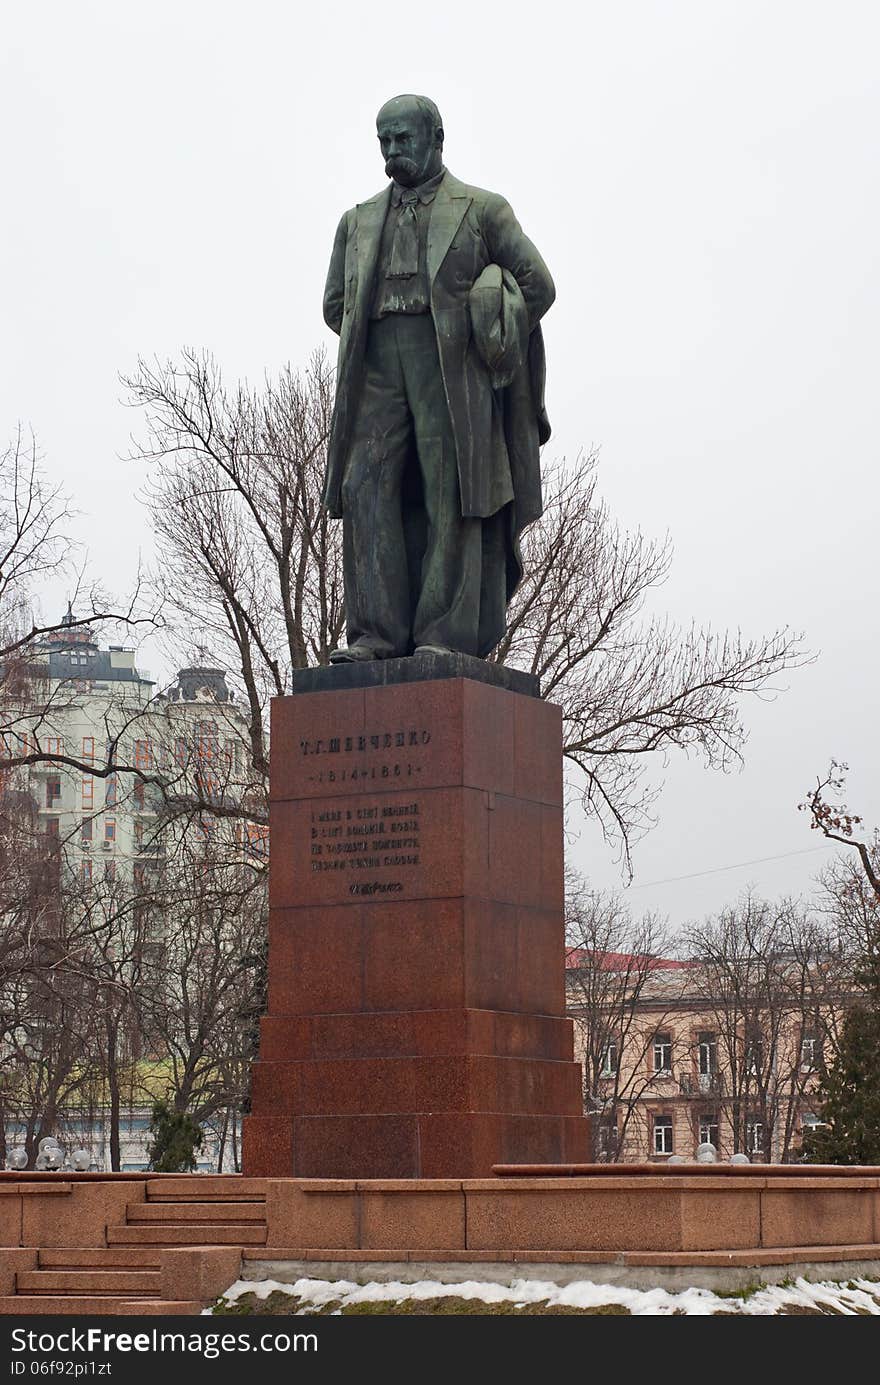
left=414, top=644, right=455, bottom=656
left=329, top=643, right=381, bottom=664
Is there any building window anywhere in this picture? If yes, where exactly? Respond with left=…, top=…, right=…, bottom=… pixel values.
left=105, top=774, right=117, bottom=807
left=134, top=739, right=154, bottom=770
left=653, top=1114, right=674, bottom=1156
left=81, top=859, right=92, bottom=884
left=697, top=1032, right=717, bottom=1075
left=81, top=818, right=93, bottom=845
left=46, top=776, right=62, bottom=807
left=196, top=721, right=217, bottom=763
left=104, top=861, right=116, bottom=882
left=133, top=779, right=145, bottom=808
left=653, top=1032, right=673, bottom=1074
left=197, top=770, right=217, bottom=802
left=801, top=1035, right=818, bottom=1070
left=81, top=776, right=94, bottom=809
left=246, top=822, right=269, bottom=857
left=46, top=737, right=64, bottom=757
left=104, top=819, right=116, bottom=843
left=175, top=737, right=188, bottom=768
left=597, top=1120, right=619, bottom=1161
left=46, top=818, right=60, bottom=840
left=745, top=1119, right=764, bottom=1157
left=698, top=1114, right=719, bottom=1148
left=599, top=1040, right=618, bottom=1077
left=82, top=736, right=95, bottom=761
left=745, top=1031, right=763, bottom=1077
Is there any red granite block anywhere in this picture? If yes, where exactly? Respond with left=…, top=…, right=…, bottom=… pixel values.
left=462, top=898, right=518, bottom=1009
left=250, top=1054, right=582, bottom=1119
left=513, top=695, right=563, bottom=806
left=362, top=679, right=465, bottom=789
left=476, top=1010, right=575, bottom=1062
left=562, top=1115, right=593, bottom=1162
left=417, top=1114, right=587, bottom=1178
left=250, top=1062, right=301, bottom=1112
left=460, top=679, right=516, bottom=797
left=463, top=900, right=564, bottom=1014
left=271, top=688, right=366, bottom=802
left=291, top=1115, right=420, bottom=1178
left=465, top=1055, right=585, bottom=1117
left=257, top=1010, right=576, bottom=1063
left=540, top=804, right=565, bottom=909
left=514, top=906, right=566, bottom=1015
left=488, top=795, right=545, bottom=907
left=240, top=1116, right=294, bottom=1178
left=269, top=787, right=490, bottom=909
left=258, top=1015, right=313, bottom=1060
left=359, top=1187, right=466, bottom=1251
left=267, top=906, right=364, bottom=1014
left=362, top=896, right=465, bottom=1010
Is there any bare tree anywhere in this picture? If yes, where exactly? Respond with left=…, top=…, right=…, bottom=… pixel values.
left=565, top=879, right=686, bottom=1159
left=683, top=894, right=845, bottom=1162
left=134, top=832, right=267, bottom=1144
left=123, top=349, right=342, bottom=781
left=1, top=426, right=159, bottom=798
left=801, top=761, right=880, bottom=906
left=496, top=456, right=809, bottom=870
left=125, top=355, right=808, bottom=871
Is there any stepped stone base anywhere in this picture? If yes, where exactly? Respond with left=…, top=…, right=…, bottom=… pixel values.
left=244, top=671, right=591, bottom=1178
left=3, top=1168, right=880, bottom=1311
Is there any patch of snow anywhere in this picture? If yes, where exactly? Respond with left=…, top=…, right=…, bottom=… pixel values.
left=207, top=1273, right=880, bottom=1316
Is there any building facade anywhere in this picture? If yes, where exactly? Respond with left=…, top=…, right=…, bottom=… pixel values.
left=566, top=952, right=840, bottom=1164
left=0, top=613, right=263, bottom=1171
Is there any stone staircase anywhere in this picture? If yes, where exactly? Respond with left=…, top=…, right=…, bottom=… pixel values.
left=0, top=1177, right=266, bottom=1315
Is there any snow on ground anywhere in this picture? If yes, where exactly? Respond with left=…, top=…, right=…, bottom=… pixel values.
left=209, top=1274, right=880, bottom=1316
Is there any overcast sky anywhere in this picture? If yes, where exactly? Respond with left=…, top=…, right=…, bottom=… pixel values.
left=2, top=1, right=878, bottom=929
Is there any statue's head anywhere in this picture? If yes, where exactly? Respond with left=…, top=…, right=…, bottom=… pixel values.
left=376, top=94, right=444, bottom=188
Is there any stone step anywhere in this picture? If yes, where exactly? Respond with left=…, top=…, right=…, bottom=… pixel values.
left=0, top=1297, right=203, bottom=1316
left=146, top=1177, right=267, bottom=1201
left=39, top=1248, right=162, bottom=1269
left=128, top=1201, right=266, bottom=1223
left=18, top=1271, right=161, bottom=1295
left=107, top=1223, right=267, bottom=1246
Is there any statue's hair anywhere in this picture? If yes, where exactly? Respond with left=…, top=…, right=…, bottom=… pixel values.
left=379, top=94, right=444, bottom=144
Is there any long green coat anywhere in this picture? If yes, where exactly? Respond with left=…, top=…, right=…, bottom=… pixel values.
left=323, top=170, right=555, bottom=598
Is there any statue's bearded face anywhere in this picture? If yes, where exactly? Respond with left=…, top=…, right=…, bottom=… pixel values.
left=376, top=104, right=440, bottom=187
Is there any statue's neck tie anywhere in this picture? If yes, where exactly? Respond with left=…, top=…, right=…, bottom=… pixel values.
left=388, top=190, right=420, bottom=279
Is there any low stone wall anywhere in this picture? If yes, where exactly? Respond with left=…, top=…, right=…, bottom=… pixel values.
left=263, top=1166, right=880, bottom=1255
left=2, top=1165, right=880, bottom=1263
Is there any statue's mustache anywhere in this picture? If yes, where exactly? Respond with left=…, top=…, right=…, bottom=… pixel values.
left=385, top=155, right=419, bottom=179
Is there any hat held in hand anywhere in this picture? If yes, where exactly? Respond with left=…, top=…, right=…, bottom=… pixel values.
left=469, top=263, right=530, bottom=389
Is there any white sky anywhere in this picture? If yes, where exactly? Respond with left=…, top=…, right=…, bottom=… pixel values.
left=2, top=1, right=878, bottom=930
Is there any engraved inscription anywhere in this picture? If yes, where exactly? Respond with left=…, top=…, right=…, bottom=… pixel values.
left=309, top=799, right=422, bottom=877
left=301, top=725, right=431, bottom=787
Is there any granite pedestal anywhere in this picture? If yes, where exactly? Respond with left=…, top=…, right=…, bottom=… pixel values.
left=242, top=655, right=591, bottom=1178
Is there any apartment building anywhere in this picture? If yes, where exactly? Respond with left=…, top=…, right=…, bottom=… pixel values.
left=566, top=950, right=840, bottom=1164
left=2, top=610, right=259, bottom=879
left=1, top=611, right=263, bottom=1170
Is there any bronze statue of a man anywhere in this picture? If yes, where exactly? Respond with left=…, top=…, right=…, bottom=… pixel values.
left=323, top=94, right=554, bottom=663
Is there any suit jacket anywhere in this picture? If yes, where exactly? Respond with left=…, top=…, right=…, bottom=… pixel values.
left=322, top=171, right=554, bottom=554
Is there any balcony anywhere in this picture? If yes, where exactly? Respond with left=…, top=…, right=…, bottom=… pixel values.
left=680, top=1071, right=725, bottom=1097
